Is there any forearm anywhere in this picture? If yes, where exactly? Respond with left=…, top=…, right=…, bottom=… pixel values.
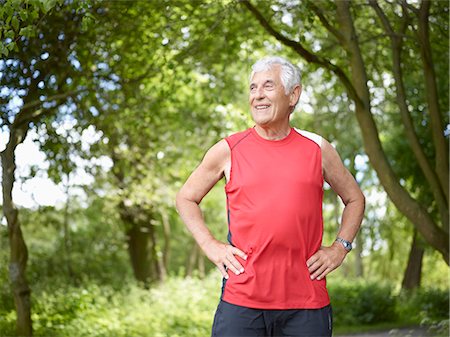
left=175, top=196, right=216, bottom=251
left=336, top=195, right=365, bottom=243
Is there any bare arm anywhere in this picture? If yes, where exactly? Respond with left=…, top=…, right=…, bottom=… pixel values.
left=175, top=139, right=247, bottom=279
left=307, top=139, right=365, bottom=280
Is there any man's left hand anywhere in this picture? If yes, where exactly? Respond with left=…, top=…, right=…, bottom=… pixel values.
left=306, top=243, right=348, bottom=280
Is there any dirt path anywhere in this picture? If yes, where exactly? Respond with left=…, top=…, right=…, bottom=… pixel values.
left=337, top=326, right=430, bottom=337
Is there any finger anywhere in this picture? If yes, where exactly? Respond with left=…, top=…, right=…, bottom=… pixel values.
left=227, top=254, right=244, bottom=274
left=311, top=264, right=328, bottom=280
left=316, top=267, right=332, bottom=281
left=306, top=254, right=320, bottom=267
left=217, top=263, right=229, bottom=279
left=307, top=259, right=322, bottom=273
left=231, top=247, right=248, bottom=261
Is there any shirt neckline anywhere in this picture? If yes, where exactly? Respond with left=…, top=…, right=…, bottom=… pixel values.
left=250, top=126, right=296, bottom=146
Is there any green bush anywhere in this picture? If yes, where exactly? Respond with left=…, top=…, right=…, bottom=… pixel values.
left=396, top=288, right=449, bottom=336
left=328, top=280, right=397, bottom=325
left=1, top=274, right=222, bottom=337
left=1, top=267, right=448, bottom=336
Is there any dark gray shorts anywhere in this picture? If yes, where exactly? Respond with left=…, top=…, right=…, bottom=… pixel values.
left=211, top=300, right=332, bottom=337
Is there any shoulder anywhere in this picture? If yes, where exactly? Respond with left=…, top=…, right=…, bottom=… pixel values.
left=204, top=139, right=230, bottom=164
left=225, top=129, right=253, bottom=150
left=293, top=128, right=323, bottom=148
left=292, top=128, right=342, bottom=171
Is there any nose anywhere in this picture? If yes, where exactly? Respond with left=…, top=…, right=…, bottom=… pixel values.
left=254, top=86, right=265, bottom=99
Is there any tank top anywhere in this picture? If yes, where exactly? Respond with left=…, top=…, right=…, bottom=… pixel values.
left=221, top=126, right=330, bottom=309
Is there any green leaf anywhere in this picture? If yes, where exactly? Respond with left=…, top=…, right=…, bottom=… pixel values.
left=4, top=2, right=13, bottom=19
left=0, top=43, right=9, bottom=57
left=19, top=9, right=29, bottom=22
left=5, top=30, right=15, bottom=39
left=19, top=26, right=35, bottom=38
left=30, top=9, right=39, bottom=21
left=11, top=15, right=19, bottom=31
left=42, top=0, right=57, bottom=14
left=81, top=16, right=94, bottom=33
left=7, top=42, right=15, bottom=51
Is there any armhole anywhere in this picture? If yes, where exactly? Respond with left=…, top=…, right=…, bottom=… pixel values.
left=224, top=138, right=233, bottom=190
left=294, top=128, right=324, bottom=182
left=294, top=128, right=323, bottom=148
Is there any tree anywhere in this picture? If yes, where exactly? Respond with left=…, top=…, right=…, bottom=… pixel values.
left=84, top=0, right=253, bottom=284
left=0, top=1, right=107, bottom=334
left=240, top=0, right=449, bottom=263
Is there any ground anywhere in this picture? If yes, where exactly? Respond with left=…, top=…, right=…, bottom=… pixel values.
left=339, top=327, right=430, bottom=337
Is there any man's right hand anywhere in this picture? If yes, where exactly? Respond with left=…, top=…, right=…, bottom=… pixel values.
left=203, top=239, right=247, bottom=279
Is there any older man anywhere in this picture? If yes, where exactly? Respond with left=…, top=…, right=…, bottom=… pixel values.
left=176, top=56, right=365, bottom=337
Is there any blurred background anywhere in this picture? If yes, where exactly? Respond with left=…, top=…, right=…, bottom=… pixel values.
left=0, top=0, right=448, bottom=336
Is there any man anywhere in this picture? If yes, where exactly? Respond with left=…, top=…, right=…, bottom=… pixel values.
left=176, top=56, right=365, bottom=337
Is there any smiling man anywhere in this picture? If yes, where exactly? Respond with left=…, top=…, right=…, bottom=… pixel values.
left=176, top=56, right=365, bottom=337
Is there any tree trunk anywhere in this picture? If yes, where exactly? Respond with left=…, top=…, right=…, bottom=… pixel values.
left=63, top=183, right=74, bottom=282
left=160, top=209, right=171, bottom=277
left=354, top=232, right=364, bottom=278
left=370, top=0, right=449, bottom=234
left=416, top=1, right=449, bottom=201
left=198, top=250, right=205, bottom=278
left=1, top=127, right=33, bottom=336
left=334, top=0, right=449, bottom=263
left=402, top=229, right=424, bottom=290
left=186, top=242, right=198, bottom=277
left=242, top=0, right=449, bottom=263
left=125, top=221, right=159, bottom=285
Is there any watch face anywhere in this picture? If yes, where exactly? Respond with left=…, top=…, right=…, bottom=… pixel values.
left=336, top=238, right=352, bottom=251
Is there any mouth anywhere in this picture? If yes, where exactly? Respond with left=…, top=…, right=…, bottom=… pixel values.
left=254, top=105, right=271, bottom=111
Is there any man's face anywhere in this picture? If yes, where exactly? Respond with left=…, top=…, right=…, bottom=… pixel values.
left=249, top=65, right=299, bottom=128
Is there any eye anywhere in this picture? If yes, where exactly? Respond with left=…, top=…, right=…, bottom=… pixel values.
left=264, top=83, right=274, bottom=90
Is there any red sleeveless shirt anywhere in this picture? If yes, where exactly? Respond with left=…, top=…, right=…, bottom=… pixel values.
left=221, top=127, right=330, bottom=309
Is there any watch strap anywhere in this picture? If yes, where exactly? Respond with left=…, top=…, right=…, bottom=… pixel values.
left=335, top=237, right=352, bottom=252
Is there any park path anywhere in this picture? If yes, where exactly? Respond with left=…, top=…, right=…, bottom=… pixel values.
left=338, top=326, right=430, bottom=337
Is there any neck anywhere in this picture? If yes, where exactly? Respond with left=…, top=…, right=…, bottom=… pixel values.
left=254, top=124, right=292, bottom=140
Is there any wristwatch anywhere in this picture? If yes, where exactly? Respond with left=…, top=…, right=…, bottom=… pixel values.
left=335, top=237, right=352, bottom=252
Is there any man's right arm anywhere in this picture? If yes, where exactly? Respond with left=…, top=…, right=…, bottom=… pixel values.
left=175, top=139, right=247, bottom=279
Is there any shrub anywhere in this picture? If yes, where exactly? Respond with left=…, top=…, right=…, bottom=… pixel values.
left=396, top=288, right=449, bottom=336
left=328, top=279, right=397, bottom=325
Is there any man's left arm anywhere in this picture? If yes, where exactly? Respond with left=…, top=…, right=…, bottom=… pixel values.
left=307, top=139, right=365, bottom=280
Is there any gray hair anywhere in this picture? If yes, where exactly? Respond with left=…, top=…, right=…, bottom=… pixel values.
left=250, top=56, right=301, bottom=95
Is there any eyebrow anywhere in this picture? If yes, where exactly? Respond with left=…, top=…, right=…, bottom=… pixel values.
left=250, top=79, right=275, bottom=88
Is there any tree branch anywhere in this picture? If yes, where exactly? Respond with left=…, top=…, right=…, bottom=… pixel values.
left=308, top=1, right=345, bottom=44
left=335, top=0, right=448, bottom=262
left=239, top=0, right=363, bottom=108
left=11, top=89, right=85, bottom=129
left=415, top=0, right=449, bottom=201
left=369, top=0, right=448, bottom=230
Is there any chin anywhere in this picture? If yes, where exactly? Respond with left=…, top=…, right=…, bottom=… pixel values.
left=251, top=114, right=270, bottom=124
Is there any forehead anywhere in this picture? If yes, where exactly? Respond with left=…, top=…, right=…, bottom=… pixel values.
left=250, top=65, right=282, bottom=84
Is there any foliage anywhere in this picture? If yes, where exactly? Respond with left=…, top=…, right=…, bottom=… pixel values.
left=0, top=272, right=221, bottom=337
left=1, top=263, right=448, bottom=337
left=1, top=0, right=449, bottom=334
left=0, top=0, right=64, bottom=56
left=396, top=288, right=450, bottom=324
left=328, top=279, right=397, bottom=325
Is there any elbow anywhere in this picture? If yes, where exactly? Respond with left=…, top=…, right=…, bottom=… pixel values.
left=360, top=190, right=366, bottom=211
left=175, top=190, right=185, bottom=214
left=175, top=188, right=200, bottom=213
left=356, top=190, right=366, bottom=221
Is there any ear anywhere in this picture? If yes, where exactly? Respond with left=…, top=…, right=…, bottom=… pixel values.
left=289, top=84, right=302, bottom=107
